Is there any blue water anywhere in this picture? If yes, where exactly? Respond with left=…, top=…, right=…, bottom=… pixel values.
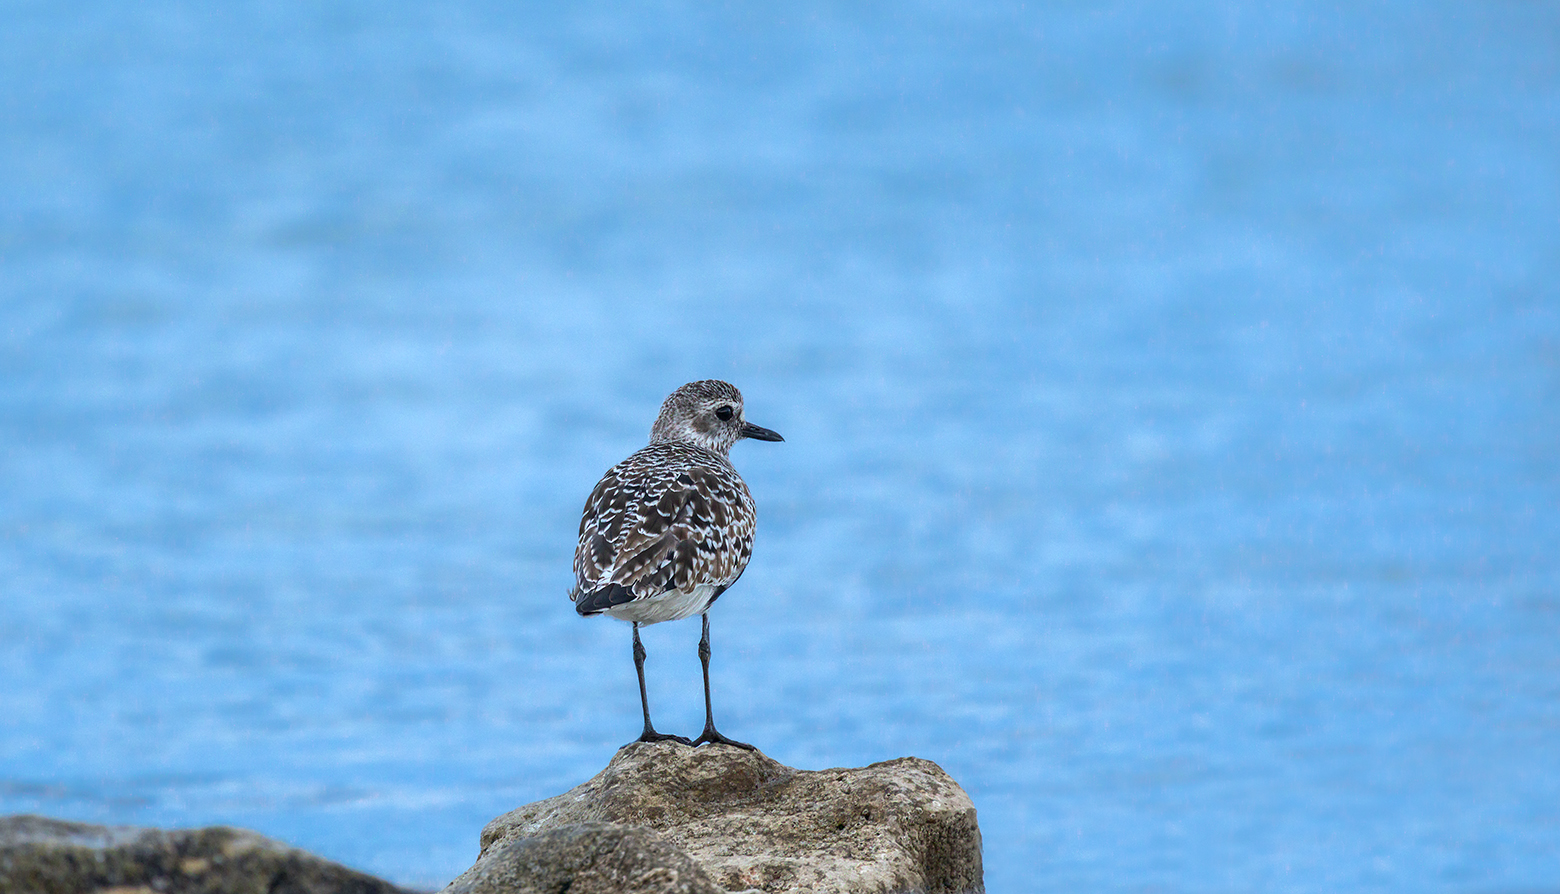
left=3, top=2, right=1558, bottom=891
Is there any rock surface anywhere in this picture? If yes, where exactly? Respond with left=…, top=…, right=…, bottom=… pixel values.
left=466, top=743, right=983, bottom=894
left=443, top=822, right=722, bottom=894
left=0, top=814, right=417, bottom=894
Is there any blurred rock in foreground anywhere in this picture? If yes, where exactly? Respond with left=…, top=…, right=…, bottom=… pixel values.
left=0, top=815, right=416, bottom=894
left=448, top=742, right=982, bottom=894
left=442, top=822, right=721, bottom=894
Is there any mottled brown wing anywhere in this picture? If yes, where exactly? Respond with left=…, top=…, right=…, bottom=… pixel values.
left=572, top=449, right=755, bottom=604
left=573, top=463, right=630, bottom=597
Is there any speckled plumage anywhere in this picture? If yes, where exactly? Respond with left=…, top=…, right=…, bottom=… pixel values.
left=571, top=380, right=778, bottom=625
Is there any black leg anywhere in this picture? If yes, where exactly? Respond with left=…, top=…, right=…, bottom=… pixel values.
left=632, top=623, right=692, bottom=746
left=691, top=613, right=755, bottom=750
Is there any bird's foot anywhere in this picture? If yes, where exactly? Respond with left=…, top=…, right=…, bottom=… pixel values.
left=691, top=726, right=755, bottom=750
left=634, top=729, right=694, bottom=746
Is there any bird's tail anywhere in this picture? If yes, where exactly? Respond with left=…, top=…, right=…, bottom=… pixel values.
left=573, top=583, right=639, bottom=616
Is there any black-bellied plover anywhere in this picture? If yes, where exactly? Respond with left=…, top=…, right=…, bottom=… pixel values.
left=571, top=380, right=783, bottom=749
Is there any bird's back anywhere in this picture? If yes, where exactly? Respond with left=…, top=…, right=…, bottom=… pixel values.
left=572, top=442, right=756, bottom=623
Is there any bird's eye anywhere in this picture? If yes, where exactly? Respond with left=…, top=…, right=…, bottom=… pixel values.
left=715, top=405, right=734, bottom=421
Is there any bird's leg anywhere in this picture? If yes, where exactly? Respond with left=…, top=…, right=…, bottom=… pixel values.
left=633, top=623, right=692, bottom=746
left=691, top=613, right=755, bottom=750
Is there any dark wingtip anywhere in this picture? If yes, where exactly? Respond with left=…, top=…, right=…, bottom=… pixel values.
left=576, top=584, right=639, bottom=616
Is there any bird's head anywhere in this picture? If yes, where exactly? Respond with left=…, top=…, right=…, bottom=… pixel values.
left=649, top=380, right=784, bottom=456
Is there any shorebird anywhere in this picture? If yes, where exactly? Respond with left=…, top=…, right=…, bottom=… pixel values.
left=571, top=380, right=783, bottom=749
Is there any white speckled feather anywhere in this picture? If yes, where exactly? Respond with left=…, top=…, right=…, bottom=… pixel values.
left=570, top=381, right=776, bottom=625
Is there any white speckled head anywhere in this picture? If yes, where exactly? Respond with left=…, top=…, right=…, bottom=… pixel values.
left=648, top=380, right=784, bottom=455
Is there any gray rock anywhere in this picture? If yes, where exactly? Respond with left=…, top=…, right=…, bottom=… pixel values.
left=442, top=822, right=722, bottom=894
left=0, top=814, right=418, bottom=894
left=469, top=743, right=983, bottom=894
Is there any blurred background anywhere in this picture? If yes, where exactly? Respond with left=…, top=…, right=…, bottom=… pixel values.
left=2, top=1, right=1557, bottom=891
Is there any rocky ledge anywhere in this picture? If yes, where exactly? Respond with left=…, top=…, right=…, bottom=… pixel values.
left=2, top=746, right=982, bottom=894
left=446, top=742, right=983, bottom=894
left=0, top=814, right=418, bottom=894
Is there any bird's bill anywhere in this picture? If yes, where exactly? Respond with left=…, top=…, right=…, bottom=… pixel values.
left=740, top=422, right=784, bottom=442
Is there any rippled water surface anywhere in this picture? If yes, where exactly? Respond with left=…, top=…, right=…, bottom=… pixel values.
left=3, top=3, right=1558, bottom=891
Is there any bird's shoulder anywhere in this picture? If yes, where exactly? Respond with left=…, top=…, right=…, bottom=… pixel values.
left=580, top=443, right=750, bottom=531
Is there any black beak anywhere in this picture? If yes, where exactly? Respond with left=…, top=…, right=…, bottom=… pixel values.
left=740, top=422, right=784, bottom=442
